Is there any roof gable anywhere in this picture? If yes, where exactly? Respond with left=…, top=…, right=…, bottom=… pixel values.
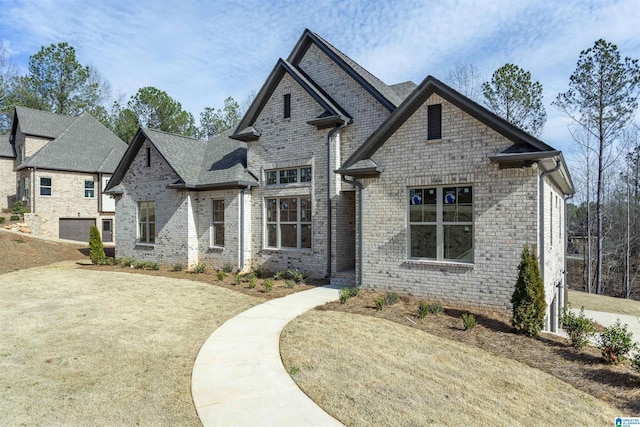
left=232, top=58, right=350, bottom=139
left=0, top=134, right=15, bottom=158
left=342, top=75, right=556, bottom=170
left=17, top=111, right=127, bottom=173
left=12, top=106, right=75, bottom=139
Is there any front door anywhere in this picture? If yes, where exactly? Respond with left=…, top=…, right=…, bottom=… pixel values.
left=102, top=219, right=113, bottom=242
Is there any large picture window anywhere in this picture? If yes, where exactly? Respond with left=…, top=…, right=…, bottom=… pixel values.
left=138, top=201, right=155, bottom=244
left=409, top=186, right=473, bottom=262
left=265, top=197, right=311, bottom=249
left=211, top=199, right=225, bottom=247
left=265, top=167, right=312, bottom=185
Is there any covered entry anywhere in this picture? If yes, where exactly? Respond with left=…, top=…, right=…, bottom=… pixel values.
left=59, top=218, right=95, bottom=242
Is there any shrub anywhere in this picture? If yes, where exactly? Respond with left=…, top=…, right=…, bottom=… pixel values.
left=374, top=295, right=385, bottom=311
left=10, top=215, right=20, bottom=221
left=462, top=313, right=476, bottom=331
left=222, top=263, right=234, bottom=274
left=560, top=307, right=597, bottom=349
left=348, top=287, right=360, bottom=297
left=288, top=269, right=307, bottom=283
left=99, top=257, right=114, bottom=265
left=191, top=263, right=207, bottom=274
left=148, top=262, right=160, bottom=271
left=248, top=276, right=257, bottom=289
left=597, top=320, right=637, bottom=364
left=234, top=274, right=242, bottom=286
left=385, top=292, right=400, bottom=305
left=11, top=201, right=27, bottom=215
left=88, top=225, right=106, bottom=264
left=285, top=279, right=295, bottom=289
left=134, top=261, right=148, bottom=269
left=339, top=288, right=351, bottom=304
left=217, top=270, right=226, bottom=281
left=263, top=278, right=274, bottom=293
left=172, top=264, right=184, bottom=272
left=274, top=271, right=286, bottom=280
left=111, top=257, right=122, bottom=266
left=511, top=245, right=546, bottom=337
left=418, top=301, right=430, bottom=319
left=632, top=353, right=640, bottom=373
left=0, top=216, right=5, bottom=224
left=122, top=257, right=135, bottom=267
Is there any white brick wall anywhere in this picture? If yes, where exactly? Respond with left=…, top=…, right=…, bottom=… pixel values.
left=0, top=157, right=15, bottom=212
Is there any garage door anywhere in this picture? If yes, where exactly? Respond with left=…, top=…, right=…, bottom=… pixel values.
left=59, top=218, right=96, bottom=242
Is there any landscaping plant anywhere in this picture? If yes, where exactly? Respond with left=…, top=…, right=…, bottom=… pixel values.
left=560, top=307, right=597, bottom=349
left=339, top=288, right=351, bottom=304
left=597, top=320, right=637, bottom=364
left=263, top=278, right=274, bottom=293
left=88, top=225, right=106, bottom=264
left=385, top=292, right=400, bottom=305
left=217, top=270, right=226, bottom=281
left=191, top=263, right=207, bottom=274
left=374, top=295, right=385, bottom=311
left=461, top=313, right=476, bottom=331
left=511, top=245, right=546, bottom=337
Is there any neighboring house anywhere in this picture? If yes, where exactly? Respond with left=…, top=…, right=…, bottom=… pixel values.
left=8, top=106, right=127, bottom=242
left=106, top=29, right=574, bottom=332
left=0, top=134, right=16, bottom=212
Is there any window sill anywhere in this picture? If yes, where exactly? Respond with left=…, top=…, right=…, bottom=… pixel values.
left=208, top=246, right=224, bottom=252
left=262, top=247, right=313, bottom=254
left=426, top=138, right=442, bottom=144
left=135, top=243, right=155, bottom=249
left=404, top=258, right=473, bottom=269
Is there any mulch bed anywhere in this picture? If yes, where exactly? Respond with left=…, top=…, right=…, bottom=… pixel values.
left=320, top=289, right=640, bottom=415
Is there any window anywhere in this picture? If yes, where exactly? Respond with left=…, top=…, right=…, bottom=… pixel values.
left=427, top=104, right=442, bottom=140
left=17, top=146, right=23, bottom=163
left=211, top=199, right=225, bottom=247
left=84, top=180, right=95, bottom=198
left=138, top=201, right=155, bottom=244
left=284, top=93, right=291, bottom=119
left=409, top=186, right=473, bottom=262
left=40, top=177, right=52, bottom=196
left=265, top=167, right=312, bottom=185
left=23, top=177, right=29, bottom=199
left=146, top=147, right=151, bottom=167
left=266, top=197, right=311, bottom=249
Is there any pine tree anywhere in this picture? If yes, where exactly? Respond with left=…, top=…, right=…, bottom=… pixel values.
left=512, top=245, right=546, bottom=337
left=89, top=225, right=105, bottom=264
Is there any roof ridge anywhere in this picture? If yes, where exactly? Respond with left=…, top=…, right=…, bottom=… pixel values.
left=142, top=127, right=201, bottom=141
left=16, top=105, right=76, bottom=119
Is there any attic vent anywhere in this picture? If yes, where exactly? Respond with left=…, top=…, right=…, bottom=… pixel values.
left=427, top=104, right=442, bottom=140
left=284, top=94, right=291, bottom=119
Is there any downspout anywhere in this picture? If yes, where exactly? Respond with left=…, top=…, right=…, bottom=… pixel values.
left=326, top=122, right=347, bottom=279
left=342, top=175, right=363, bottom=287
left=30, top=167, right=36, bottom=214
left=538, top=158, right=561, bottom=331
left=239, top=188, right=245, bottom=273
left=563, top=193, right=574, bottom=312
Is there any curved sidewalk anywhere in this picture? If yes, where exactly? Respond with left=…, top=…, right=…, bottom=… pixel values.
left=192, top=284, right=345, bottom=426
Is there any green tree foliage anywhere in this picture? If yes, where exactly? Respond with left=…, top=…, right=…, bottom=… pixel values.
left=89, top=225, right=106, bottom=265
left=9, top=43, right=106, bottom=115
left=554, top=39, right=640, bottom=295
left=198, top=96, right=241, bottom=139
left=511, top=245, right=546, bottom=337
left=116, top=86, right=196, bottom=140
left=482, top=63, right=546, bottom=136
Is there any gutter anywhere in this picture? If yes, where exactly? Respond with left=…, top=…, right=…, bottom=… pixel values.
left=342, top=175, right=364, bottom=287
left=326, top=122, right=347, bottom=279
left=539, top=158, right=561, bottom=331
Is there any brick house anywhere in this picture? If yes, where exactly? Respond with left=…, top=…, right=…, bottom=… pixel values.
left=106, top=30, right=574, bottom=331
left=0, top=135, right=16, bottom=212
left=8, top=106, right=127, bottom=241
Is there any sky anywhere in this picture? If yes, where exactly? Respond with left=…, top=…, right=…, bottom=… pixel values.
left=1, top=0, right=639, bottom=166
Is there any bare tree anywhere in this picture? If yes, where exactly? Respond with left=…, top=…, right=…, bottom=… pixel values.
left=444, top=63, right=483, bottom=102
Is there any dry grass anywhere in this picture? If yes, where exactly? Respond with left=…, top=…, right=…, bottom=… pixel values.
left=281, top=310, right=619, bottom=426
left=569, top=290, right=640, bottom=316
left=0, top=262, right=260, bottom=426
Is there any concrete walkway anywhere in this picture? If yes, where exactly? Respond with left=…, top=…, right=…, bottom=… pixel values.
left=191, top=284, right=345, bottom=427
left=571, top=308, right=640, bottom=347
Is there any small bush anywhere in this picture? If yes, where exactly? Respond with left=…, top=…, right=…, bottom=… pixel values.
left=288, top=269, right=307, bottom=283
left=10, top=215, right=20, bottom=221
left=374, top=295, right=385, bottom=311
left=418, top=301, right=443, bottom=318
left=222, top=263, right=234, bottom=274
left=148, top=262, right=160, bottom=271
left=111, top=257, right=122, bottom=266
left=285, top=279, right=295, bottom=289
left=234, top=274, right=242, bottom=286
left=122, top=257, right=135, bottom=267
left=418, top=301, right=429, bottom=319
left=339, top=288, right=351, bottom=304
left=0, top=216, right=5, bottom=224
left=217, top=270, right=226, bottom=281
left=560, top=307, right=597, bottom=349
left=172, top=264, right=183, bottom=272
left=134, top=261, right=148, bottom=269
left=191, top=263, right=207, bottom=274
left=385, top=292, right=400, bottom=305
left=348, top=287, right=360, bottom=297
left=274, top=271, right=286, bottom=280
left=511, top=245, right=546, bottom=337
left=248, top=276, right=257, bottom=289
left=11, top=201, right=27, bottom=215
left=263, top=278, right=274, bottom=293
left=462, top=313, right=476, bottom=331
left=99, top=257, right=114, bottom=265
left=597, top=320, right=637, bottom=364
left=88, top=224, right=106, bottom=264
left=632, top=353, right=640, bottom=373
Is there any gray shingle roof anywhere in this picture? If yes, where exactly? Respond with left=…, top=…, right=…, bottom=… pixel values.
left=389, top=81, right=418, bottom=101
left=13, top=106, right=75, bottom=139
left=0, top=134, right=15, bottom=158
left=197, top=130, right=255, bottom=187
left=17, top=111, right=127, bottom=173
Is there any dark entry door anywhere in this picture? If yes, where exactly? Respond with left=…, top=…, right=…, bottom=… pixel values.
left=102, top=219, right=113, bottom=242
